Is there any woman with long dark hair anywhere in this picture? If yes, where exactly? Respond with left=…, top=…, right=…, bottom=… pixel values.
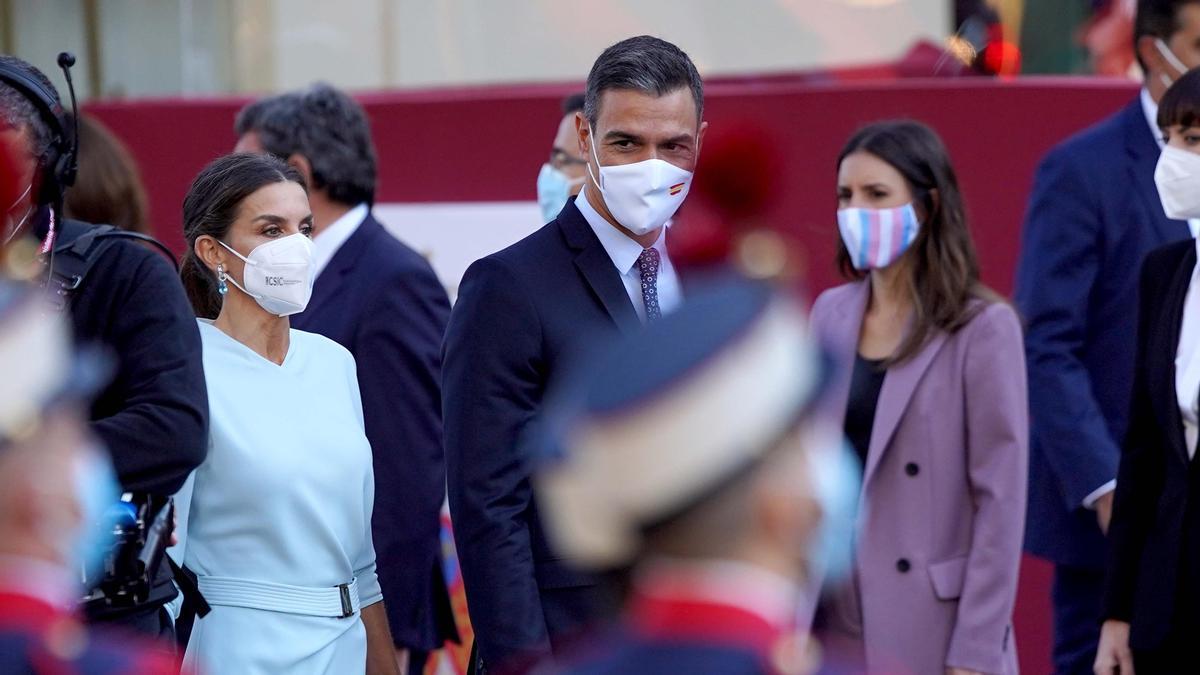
left=1095, top=67, right=1200, bottom=674
left=172, top=153, right=398, bottom=674
left=809, top=120, right=1027, bottom=674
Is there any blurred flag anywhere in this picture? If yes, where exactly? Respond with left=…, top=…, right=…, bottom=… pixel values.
left=425, top=506, right=472, bottom=675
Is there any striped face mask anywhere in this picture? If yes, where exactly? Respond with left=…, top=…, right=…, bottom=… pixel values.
left=836, top=203, right=921, bottom=270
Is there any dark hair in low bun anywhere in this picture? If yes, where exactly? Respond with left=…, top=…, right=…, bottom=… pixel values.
left=180, top=153, right=305, bottom=318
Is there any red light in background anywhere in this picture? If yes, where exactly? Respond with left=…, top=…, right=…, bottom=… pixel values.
left=982, top=40, right=1022, bottom=76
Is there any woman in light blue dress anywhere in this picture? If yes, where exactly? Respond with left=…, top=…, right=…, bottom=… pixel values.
left=172, top=153, right=399, bottom=674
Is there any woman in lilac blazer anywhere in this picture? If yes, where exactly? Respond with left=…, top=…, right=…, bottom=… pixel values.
left=810, top=120, right=1028, bottom=675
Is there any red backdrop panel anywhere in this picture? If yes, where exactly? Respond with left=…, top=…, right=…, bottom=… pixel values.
left=87, top=76, right=1139, bottom=674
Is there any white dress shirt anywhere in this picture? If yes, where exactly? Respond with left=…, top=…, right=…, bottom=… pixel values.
left=311, top=203, right=369, bottom=281
left=574, top=187, right=682, bottom=322
left=1084, top=92, right=1200, bottom=507
left=1142, top=87, right=1164, bottom=149
left=1178, top=237, right=1200, bottom=459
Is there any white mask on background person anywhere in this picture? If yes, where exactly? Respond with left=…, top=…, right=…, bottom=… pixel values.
left=218, top=233, right=315, bottom=316
left=1155, top=145, right=1200, bottom=219
left=1156, top=38, right=1189, bottom=88
left=587, top=124, right=694, bottom=236
left=537, top=163, right=582, bottom=224
left=836, top=202, right=922, bottom=270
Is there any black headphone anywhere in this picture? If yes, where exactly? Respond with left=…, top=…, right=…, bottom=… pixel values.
left=0, top=52, right=80, bottom=207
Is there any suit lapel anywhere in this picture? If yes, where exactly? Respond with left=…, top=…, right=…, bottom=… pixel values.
left=825, top=281, right=871, bottom=429
left=822, top=280, right=948, bottom=487
left=1123, top=100, right=1192, bottom=247
left=558, top=198, right=641, bottom=334
left=863, top=331, right=949, bottom=488
left=1158, top=246, right=1198, bottom=466
left=297, top=214, right=379, bottom=324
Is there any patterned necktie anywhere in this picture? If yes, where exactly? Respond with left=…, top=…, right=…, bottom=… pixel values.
left=637, top=247, right=662, bottom=322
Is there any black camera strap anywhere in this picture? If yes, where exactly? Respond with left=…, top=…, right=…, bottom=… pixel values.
left=47, top=223, right=178, bottom=313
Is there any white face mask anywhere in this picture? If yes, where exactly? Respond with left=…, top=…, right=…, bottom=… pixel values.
left=218, top=233, right=315, bottom=316
left=586, top=124, right=694, bottom=236
left=1155, top=145, right=1200, bottom=219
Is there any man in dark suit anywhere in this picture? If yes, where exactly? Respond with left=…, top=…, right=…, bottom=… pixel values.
left=234, top=84, right=456, bottom=674
left=443, top=35, right=706, bottom=674
left=1015, top=2, right=1200, bottom=672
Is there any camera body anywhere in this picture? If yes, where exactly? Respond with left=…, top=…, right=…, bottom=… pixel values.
left=83, top=493, right=174, bottom=610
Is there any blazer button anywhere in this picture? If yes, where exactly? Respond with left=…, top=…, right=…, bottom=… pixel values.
left=896, top=558, right=911, bottom=573
left=905, top=462, right=919, bottom=476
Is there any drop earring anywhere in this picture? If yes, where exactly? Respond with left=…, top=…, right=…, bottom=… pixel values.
left=217, top=264, right=228, bottom=296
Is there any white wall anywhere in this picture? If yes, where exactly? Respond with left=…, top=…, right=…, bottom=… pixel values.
left=8, top=0, right=88, bottom=98
left=382, top=0, right=950, bottom=88
left=374, top=201, right=542, bottom=301
left=6, top=0, right=951, bottom=99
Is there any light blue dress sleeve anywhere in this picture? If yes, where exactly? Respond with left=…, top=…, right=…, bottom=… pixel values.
left=343, top=349, right=383, bottom=608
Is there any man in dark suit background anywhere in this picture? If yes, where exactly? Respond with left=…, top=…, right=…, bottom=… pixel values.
left=234, top=84, right=456, bottom=675
left=443, top=35, right=706, bottom=674
left=1015, top=2, right=1200, bottom=672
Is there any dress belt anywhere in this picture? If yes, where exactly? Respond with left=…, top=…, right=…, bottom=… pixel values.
left=196, top=576, right=360, bottom=619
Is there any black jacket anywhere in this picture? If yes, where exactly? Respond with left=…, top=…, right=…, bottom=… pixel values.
left=1103, top=238, right=1199, bottom=649
left=47, top=217, right=208, bottom=616
left=442, top=198, right=638, bottom=670
left=53, top=218, right=208, bottom=495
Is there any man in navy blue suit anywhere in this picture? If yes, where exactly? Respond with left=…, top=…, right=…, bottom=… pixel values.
left=1016, top=2, right=1200, bottom=672
left=234, top=84, right=457, bottom=674
left=443, top=35, right=706, bottom=674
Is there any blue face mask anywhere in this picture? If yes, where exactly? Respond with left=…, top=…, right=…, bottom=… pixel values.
left=72, top=445, right=121, bottom=583
left=537, top=163, right=573, bottom=224
left=805, top=431, right=861, bottom=585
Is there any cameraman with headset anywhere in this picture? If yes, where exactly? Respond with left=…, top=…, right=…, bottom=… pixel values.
left=0, top=54, right=207, bottom=645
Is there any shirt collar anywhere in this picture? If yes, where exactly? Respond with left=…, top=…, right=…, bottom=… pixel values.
left=1142, top=88, right=1165, bottom=150
left=575, top=186, right=668, bottom=275
left=312, top=203, right=369, bottom=278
